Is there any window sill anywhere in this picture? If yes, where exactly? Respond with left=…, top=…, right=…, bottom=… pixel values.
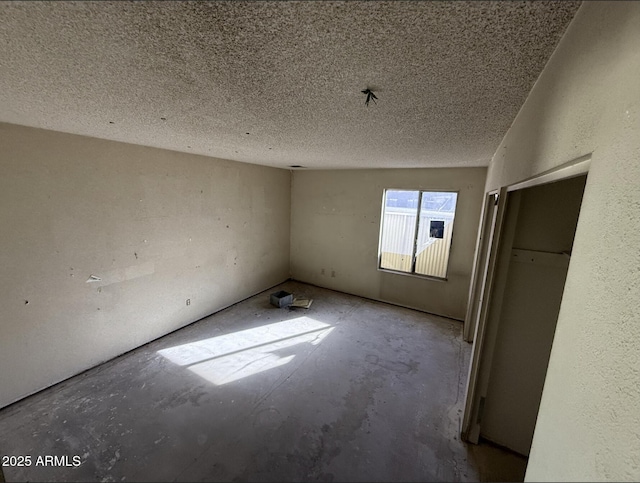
left=377, top=267, right=448, bottom=282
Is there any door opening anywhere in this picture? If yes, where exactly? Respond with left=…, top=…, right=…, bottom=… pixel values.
left=461, top=165, right=589, bottom=474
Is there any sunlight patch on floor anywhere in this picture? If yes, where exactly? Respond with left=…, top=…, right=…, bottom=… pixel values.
left=158, top=316, right=334, bottom=385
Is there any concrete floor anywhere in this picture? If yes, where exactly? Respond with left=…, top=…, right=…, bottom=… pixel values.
left=0, top=281, right=526, bottom=482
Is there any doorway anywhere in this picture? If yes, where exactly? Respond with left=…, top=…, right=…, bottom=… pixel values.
left=462, top=161, right=589, bottom=465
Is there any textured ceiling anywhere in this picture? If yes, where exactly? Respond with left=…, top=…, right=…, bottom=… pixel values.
left=0, top=1, right=580, bottom=169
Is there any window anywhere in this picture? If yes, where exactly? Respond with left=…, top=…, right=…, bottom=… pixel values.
left=379, top=189, right=458, bottom=279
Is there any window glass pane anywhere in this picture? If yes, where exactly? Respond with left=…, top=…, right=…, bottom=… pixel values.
left=379, top=190, right=419, bottom=272
left=415, top=192, right=458, bottom=278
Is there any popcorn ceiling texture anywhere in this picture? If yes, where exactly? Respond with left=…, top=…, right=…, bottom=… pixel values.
left=0, top=1, right=579, bottom=169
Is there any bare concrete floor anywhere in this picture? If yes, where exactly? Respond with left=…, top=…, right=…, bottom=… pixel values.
left=0, top=281, right=526, bottom=482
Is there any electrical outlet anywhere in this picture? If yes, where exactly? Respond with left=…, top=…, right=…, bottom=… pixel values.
left=186, top=299, right=191, bottom=306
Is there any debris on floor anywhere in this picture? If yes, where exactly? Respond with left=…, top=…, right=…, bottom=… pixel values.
left=270, top=290, right=293, bottom=308
left=269, top=291, right=313, bottom=309
left=291, top=297, right=313, bottom=309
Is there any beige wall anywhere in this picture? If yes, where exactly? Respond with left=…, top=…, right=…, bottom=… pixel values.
left=0, top=123, right=291, bottom=409
left=290, top=168, right=486, bottom=320
left=484, top=2, right=640, bottom=481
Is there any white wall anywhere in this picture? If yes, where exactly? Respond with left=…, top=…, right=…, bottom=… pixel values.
left=290, top=168, right=486, bottom=320
left=484, top=2, right=640, bottom=480
left=0, top=123, right=291, bottom=409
